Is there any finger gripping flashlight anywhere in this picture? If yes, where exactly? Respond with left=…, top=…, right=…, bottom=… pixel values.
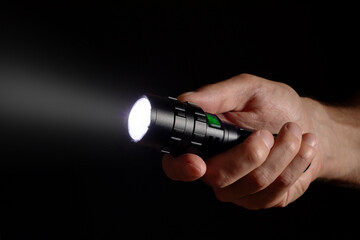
left=128, top=94, right=253, bottom=157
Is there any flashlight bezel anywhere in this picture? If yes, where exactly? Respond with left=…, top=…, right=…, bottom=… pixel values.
left=127, top=95, right=152, bottom=143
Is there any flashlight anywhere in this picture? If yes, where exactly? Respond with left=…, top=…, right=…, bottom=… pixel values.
left=127, top=94, right=254, bottom=157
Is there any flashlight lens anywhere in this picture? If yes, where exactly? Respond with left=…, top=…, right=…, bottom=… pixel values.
left=128, top=97, right=151, bottom=142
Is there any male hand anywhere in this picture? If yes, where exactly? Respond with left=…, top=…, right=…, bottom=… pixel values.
left=162, top=74, right=322, bottom=209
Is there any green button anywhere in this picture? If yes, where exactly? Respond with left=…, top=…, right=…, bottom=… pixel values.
left=206, top=114, right=221, bottom=128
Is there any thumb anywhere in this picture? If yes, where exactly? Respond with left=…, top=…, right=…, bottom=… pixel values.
left=177, top=74, right=262, bottom=114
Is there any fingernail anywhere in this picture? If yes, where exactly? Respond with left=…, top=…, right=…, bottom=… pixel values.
left=184, top=162, right=204, bottom=179
left=303, top=133, right=317, bottom=147
left=286, top=122, right=302, bottom=140
left=257, top=130, right=274, bottom=150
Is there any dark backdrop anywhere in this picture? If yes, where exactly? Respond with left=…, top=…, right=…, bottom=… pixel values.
left=1, top=2, right=360, bottom=239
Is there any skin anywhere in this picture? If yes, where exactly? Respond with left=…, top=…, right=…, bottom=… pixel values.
left=161, top=73, right=360, bottom=210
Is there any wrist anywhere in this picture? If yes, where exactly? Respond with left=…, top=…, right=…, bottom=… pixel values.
left=301, top=98, right=329, bottom=180
left=306, top=99, right=360, bottom=184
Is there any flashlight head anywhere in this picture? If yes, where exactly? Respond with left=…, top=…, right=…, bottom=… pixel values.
left=127, top=94, right=252, bottom=157
left=128, top=96, right=151, bottom=142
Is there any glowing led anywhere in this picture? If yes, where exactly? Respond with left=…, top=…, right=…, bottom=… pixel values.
left=128, top=97, right=151, bottom=142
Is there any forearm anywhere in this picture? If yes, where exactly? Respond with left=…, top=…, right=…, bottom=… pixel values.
left=306, top=98, right=360, bottom=184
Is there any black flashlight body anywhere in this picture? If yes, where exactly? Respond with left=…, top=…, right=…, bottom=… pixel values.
left=134, top=94, right=253, bottom=157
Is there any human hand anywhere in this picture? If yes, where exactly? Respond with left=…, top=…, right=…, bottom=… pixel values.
left=162, top=74, right=323, bottom=209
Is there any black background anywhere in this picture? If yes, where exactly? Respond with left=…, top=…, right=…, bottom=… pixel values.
left=1, top=2, right=360, bottom=239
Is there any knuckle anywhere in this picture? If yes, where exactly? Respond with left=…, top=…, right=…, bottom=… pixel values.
left=276, top=171, right=294, bottom=188
left=274, top=196, right=290, bottom=208
left=248, top=169, right=271, bottom=191
left=283, top=139, right=299, bottom=154
left=204, top=169, right=229, bottom=188
left=278, top=82, right=295, bottom=93
left=233, top=73, right=257, bottom=85
left=244, top=144, right=267, bottom=167
left=237, top=73, right=254, bottom=79
left=297, top=146, right=315, bottom=163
